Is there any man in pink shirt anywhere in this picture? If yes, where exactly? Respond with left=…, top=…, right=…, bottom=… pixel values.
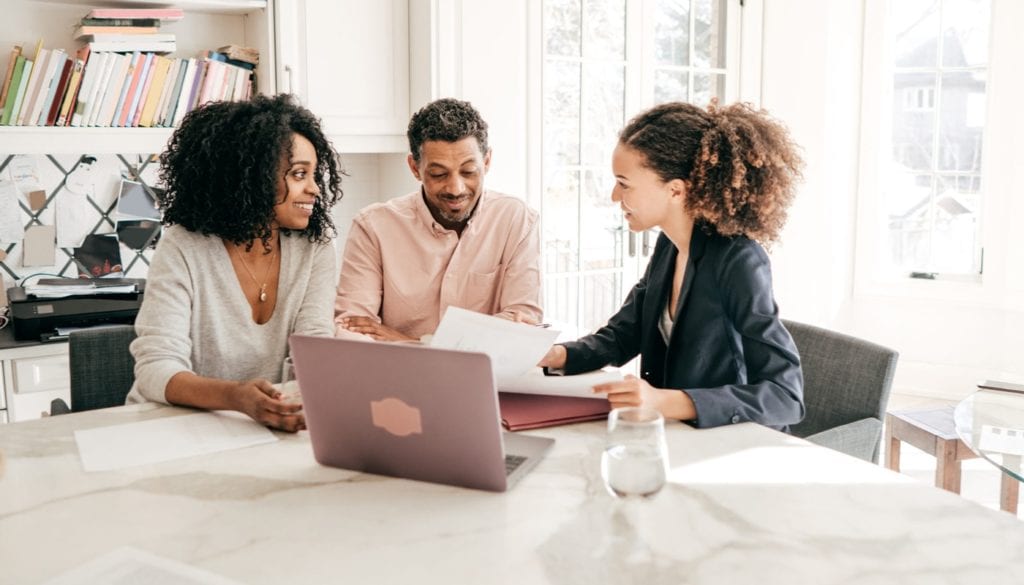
left=335, top=98, right=542, bottom=341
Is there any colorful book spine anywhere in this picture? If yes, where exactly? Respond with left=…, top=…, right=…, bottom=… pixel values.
left=124, top=52, right=153, bottom=127
left=44, top=57, right=74, bottom=126
left=6, top=58, right=33, bottom=126
left=0, top=45, right=23, bottom=116
left=31, top=50, right=65, bottom=126
left=17, top=48, right=49, bottom=125
left=1, top=56, right=26, bottom=125
left=56, top=48, right=88, bottom=127
left=113, top=51, right=143, bottom=127
left=72, top=51, right=106, bottom=127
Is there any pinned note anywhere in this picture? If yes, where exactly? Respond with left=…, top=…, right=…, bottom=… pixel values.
left=22, top=224, right=56, bottom=266
left=27, top=189, right=46, bottom=211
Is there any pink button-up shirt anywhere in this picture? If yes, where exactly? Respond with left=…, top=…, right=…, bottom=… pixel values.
left=335, top=190, right=542, bottom=339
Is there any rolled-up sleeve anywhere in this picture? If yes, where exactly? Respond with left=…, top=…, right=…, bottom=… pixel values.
left=129, top=237, right=194, bottom=404
left=334, top=216, right=385, bottom=335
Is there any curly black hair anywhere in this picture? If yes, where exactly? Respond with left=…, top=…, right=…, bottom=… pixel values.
left=619, top=101, right=803, bottom=244
left=407, top=98, right=489, bottom=162
left=158, top=94, right=344, bottom=249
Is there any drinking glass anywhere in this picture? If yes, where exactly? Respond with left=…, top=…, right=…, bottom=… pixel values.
left=279, top=356, right=302, bottom=406
left=601, top=407, right=669, bottom=498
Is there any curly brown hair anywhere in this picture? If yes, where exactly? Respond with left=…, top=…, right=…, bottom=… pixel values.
left=159, top=94, right=344, bottom=250
left=618, top=101, right=802, bottom=244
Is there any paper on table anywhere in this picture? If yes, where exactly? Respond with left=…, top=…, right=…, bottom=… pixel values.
left=74, top=412, right=277, bottom=472
left=429, top=306, right=560, bottom=382
left=499, top=367, right=623, bottom=399
left=41, top=546, right=245, bottom=585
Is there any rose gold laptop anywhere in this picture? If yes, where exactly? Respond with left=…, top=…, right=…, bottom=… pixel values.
left=288, top=335, right=554, bottom=492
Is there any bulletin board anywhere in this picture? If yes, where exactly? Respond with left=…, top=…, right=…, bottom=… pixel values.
left=0, top=152, right=161, bottom=287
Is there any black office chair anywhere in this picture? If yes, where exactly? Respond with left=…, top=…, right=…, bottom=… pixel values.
left=50, top=325, right=137, bottom=414
left=784, top=320, right=899, bottom=463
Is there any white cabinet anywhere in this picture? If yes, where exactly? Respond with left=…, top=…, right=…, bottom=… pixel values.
left=0, top=343, right=70, bottom=422
left=0, top=0, right=275, bottom=155
left=276, top=0, right=411, bottom=153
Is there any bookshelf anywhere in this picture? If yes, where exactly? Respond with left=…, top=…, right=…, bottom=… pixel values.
left=0, top=0, right=274, bottom=155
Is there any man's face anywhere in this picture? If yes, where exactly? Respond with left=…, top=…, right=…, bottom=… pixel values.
left=407, top=137, right=491, bottom=227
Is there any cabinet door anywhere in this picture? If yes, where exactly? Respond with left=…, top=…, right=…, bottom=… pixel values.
left=278, top=0, right=410, bottom=143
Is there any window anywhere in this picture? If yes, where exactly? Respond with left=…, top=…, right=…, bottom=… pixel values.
left=536, top=0, right=738, bottom=336
left=883, top=0, right=989, bottom=277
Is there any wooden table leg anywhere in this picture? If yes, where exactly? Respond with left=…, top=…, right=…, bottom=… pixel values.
left=884, top=416, right=900, bottom=471
left=936, top=438, right=962, bottom=494
left=1001, top=472, right=1020, bottom=515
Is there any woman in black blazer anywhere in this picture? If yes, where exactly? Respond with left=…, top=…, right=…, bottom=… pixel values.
left=540, top=101, right=805, bottom=431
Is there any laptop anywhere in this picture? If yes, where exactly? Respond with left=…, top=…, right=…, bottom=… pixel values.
left=288, top=335, right=555, bottom=492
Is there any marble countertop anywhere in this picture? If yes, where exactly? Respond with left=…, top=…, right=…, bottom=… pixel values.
left=2, top=404, right=1024, bottom=584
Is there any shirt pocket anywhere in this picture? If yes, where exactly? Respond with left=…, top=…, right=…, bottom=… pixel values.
left=463, top=266, right=504, bottom=313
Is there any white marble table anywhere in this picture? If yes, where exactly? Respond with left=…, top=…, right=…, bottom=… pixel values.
left=2, top=403, right=1024, bottom=585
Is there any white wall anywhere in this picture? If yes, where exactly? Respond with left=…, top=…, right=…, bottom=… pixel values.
left=757, top=0, right=864, bottom=329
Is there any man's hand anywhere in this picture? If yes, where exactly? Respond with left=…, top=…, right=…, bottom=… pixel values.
left=339, top=316, right=415, bottom=342
left=229, top=379, right=305, bottom=432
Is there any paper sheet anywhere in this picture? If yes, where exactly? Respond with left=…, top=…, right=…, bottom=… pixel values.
left=74, top=412, right=278, bottom=472
left=429, top=306, right=560, bottom=382
left=499, top=367, right=624, bottom=399
left=57, top=160, right=99, bottom=248
left=0, top=179, right=24, bottom=243
left=22, top=224, right=56, bottom=266
left=42, top=546, right=245, bottom=585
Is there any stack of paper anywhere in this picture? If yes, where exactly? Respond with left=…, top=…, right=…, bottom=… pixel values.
left=24, top=278, right=136, bottom=298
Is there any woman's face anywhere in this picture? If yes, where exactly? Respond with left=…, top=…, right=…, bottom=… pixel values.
left=272, top=133, right=320, bottom=231
left=610, top=144, right=680, bottom=232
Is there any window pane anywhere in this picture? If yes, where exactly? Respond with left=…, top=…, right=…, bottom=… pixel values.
left=654, top=69, right=688, bottom=104
left=938, top=70, right=985, bottom=172
left=892, top=0, right=939, bottom=68
left=942, top=0, right=989, bottom=67
left=579, top=169, right=623, bottom=271
left=930, top=174, right=980, bottom=272
left=581, top=63, right=624, bottom=166
left=543, top=169, right=581, bottom=272
left=886, top=172, right=934, bottom=272
left=583, top=0, right=626, bottom=60
left=545, top=0, right=581, bottom=57
left=692, top=72, right=725, bottom=107
left=544, top=275, right=579, bottom=327
left=655, top=0, right=690, bottom=66
left=892, top=72, right=936, bottom=171
left=544, top=61, right=581, bottom=166
left=583, top=272, right=621, bottom=333
left=694, top=0, right=726, bottom=69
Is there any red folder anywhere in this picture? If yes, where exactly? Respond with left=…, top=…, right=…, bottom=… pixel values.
left=498, top=393, right=610, bottom=431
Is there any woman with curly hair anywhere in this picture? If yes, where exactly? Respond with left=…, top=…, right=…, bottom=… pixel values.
left=125, top=94, right=344, bottom=432
left=540, top=101, right=805, bottom=431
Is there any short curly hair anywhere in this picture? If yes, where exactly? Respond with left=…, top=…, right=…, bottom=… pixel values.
left=407, top=98, right=489, bottom=162
left=158, top=94, right=344, bottom=249
left=618, top=101, right=803, bottom=244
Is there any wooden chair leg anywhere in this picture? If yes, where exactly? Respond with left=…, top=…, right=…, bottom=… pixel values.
left=884, top=417, right=900, bottom=471
left=935, top=438, right=962, bottom=494
left=1001, top=473, right=1020, bottom=515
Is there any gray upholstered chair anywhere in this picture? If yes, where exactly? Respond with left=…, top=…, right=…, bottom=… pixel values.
left=784, top=320, right=899, bottom=463
left=50, top=325, right=137, bottom=414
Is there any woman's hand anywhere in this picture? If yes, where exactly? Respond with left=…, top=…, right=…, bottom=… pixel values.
left=230, top=379, right=306, bottom=432
left=340, top=316, right=415, bottom=342
left=538, top=344, right=567, bottom=369
left=592, top=375, right=697, bottom=420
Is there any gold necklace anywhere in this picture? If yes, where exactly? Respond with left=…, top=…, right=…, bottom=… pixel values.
left=233, top=244, right=278, bottom=303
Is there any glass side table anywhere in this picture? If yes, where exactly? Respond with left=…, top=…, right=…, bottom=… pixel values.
left=953, top=390, right=1024, bottom=513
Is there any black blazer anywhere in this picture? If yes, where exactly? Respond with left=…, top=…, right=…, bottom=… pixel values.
left=561, top=226, right=804, bottom=431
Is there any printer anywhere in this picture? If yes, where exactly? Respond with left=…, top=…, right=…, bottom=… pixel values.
left=7, top=278, right=146, bottom=341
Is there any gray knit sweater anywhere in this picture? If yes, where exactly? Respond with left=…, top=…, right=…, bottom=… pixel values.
left=126, top=225, right=336, bottom=404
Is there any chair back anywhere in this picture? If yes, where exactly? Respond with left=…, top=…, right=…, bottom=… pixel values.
left=784, top=320, right=898, bottom=459
left=68, top=325, right=137, bottom=412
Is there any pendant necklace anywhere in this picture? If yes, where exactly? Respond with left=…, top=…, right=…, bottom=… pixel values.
left=234, top=243, right=278, bottom=303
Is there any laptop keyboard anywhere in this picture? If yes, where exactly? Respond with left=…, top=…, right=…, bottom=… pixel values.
left=504, top=454, right=527, bottom=476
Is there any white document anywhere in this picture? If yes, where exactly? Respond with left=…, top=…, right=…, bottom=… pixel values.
left=0, top=179, right=24, bottom=243
left=429, top=306, right=560, bottom=382
left=42, top=546, right=245, bottom=585
left=74, top=412, right=278, bottom=472
left=57, top=165, right=97, bottom=248
left=499, top=367, right=624, bottom=399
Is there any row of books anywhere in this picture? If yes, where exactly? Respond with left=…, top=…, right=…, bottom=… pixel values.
left=0, top=45, right=255, bottom=128
left=73, top=7, right=184, bottom=55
